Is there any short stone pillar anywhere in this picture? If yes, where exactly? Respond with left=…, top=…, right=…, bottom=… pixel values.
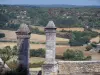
left=16, top=23, right=31, bottom=75
left=42, top=21, right=58, bottom=75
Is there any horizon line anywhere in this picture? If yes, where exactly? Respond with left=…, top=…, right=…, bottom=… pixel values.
left=0, top=4, right=100, bottom=6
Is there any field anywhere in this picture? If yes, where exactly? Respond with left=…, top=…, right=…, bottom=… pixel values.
left=0, top=42, right=86, bottom=54
left=90, top=36, right=99, bottom=43
left=0, top=42, right=89, bottom=57
left=57, top=27, right=84, bottom=32
left=29, top=57, right=44, bottom=64
left=92, top=28, right=100, bottom=33
left=0, top=29, right=69, bottom=43
left=32, top=26, right=84, bottom=32
left=0, top=28, right=100, bottom=62
left=90, top=29, right=100, bottom=43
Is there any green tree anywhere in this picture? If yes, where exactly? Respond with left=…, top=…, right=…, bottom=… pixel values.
left=69, top=31, right=98, bottom=46
left=12, top=45, right=18, bottom=55
left=30, top=48, right=45, bottom=57
left=0, top=33, right=5, bottom=38
left=63, top=49, right=90, bottom=61
left=0, top=46, right=12, bottom=63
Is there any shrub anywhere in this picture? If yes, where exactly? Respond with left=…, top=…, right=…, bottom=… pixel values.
left=85, top=56, right=91, bottom=60
left=85, top=45, right=92, bottom=51
left=30, top=48, right=45, bottom=57
left=69, top=31, right=98, bottom=46
left=32, top=27, right=44, bottom=35
left=0, top=33, right=5, bottom=38
left=91, top=42, right=97, bottom=48
left=63, top=49, right=91, bottom=61
left=63, top=49, right=75, bottom=60
left=7, top=60, right=18, bottom=70
left=4, top=64, right=28, bottom=75
left=0, top=46, right=12, bottom=63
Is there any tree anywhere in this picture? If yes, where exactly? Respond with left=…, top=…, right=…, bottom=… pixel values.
left=12, top=45, right=18, bottom=55
left=0, top=33, right=5, bottom=38
left=69, top=31, right=98, bottom=46
left=63, top=49, right=90, bottom=61
left=0, top=46, right=12, bottom=63
left=30, top=48, right=45, bottom=57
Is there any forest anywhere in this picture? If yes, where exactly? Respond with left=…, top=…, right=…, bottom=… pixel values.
left=0, top=5, right=100, bottom=30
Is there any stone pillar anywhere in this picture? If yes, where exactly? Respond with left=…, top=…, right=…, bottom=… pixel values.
left=16, top=23, right=31, bottom=75
left=42, top=21, right=58, bottom=75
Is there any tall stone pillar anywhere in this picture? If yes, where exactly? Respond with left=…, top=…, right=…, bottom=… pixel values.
left=16, top=23, right=31, bottom=75
left=42, top=21, right=58, bottom=75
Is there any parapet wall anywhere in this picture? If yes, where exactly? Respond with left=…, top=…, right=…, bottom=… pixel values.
left=58, top=61, right=100, bottom=75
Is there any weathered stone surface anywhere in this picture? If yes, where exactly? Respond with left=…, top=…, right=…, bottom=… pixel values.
left=16, top=23, right=31, bottom=75
left=46, top=21, right=56, bottom=28
left=42, top=21, right=58, bottom=75
left=45, top=21, right=56, bottom=64
left=58, top=61, right=100, bottom=75
left=16, top=23, right=31, bottom=34
left=42, top=64, right=58, bottom=75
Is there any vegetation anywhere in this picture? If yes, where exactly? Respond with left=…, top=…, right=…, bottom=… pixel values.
left=29, top=61, right=44, bottom=68
left=3, top=65, right=28, bottom=75
left=69, top=31, right=98, bottom=46
left=90, top=42, right=97, bottom=48
left=63, top=49, right=91, bottom=61
left=85, top=45, right=92, bottom=51
left=32, top=27, right=44, bottom=35
left=85, top=42, right=97, bottom=51
left=0, top=33, right=5, bottom=38
left=0, top=5, right=100, bottom=30
left=30, top=48, right=45, bottom=57
left=0, top=45, right=18, bottom=63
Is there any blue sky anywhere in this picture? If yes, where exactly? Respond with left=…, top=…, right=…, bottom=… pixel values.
left=0, top=0, right=100, bottom=6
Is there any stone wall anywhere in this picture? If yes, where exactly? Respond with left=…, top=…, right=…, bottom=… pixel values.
left=58, top=61, right=100, bottom=75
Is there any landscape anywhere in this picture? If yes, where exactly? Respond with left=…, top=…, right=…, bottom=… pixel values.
left=0, top=1, right=100, bottom=75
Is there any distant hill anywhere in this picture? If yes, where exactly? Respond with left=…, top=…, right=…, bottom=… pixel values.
left=0, top=4, right=100, bottom=29
left=1, top=4, right=100, bottom=8
left=35, top=5, right=80, bottom=8
left=35, top=5, right=100, bottom=8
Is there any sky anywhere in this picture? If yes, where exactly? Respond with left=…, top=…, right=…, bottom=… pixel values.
left=0, top=0, right=100, bottom=6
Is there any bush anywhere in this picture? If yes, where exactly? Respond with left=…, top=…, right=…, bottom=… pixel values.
left=85, top=56, right=91, bottom=60
left=30, top=48, right=45, bottom=57
left=0, top=46, right=12, bottom=63
left=0, top=33, right=5, bottom=38
left=4, top=64, right=28, bottom=75
left=69, top=31, right=98, bottom=46
left=63, top=49, right=75, bottom=60
left=7, top=60, right=18, bottom=70
left=91, top=42, right=97, bottom=48
left=86, top=45, right=92, bottom=51
left=63, top=49, right=91, bottom=61
left=32, top=27, right=44, bottom=35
